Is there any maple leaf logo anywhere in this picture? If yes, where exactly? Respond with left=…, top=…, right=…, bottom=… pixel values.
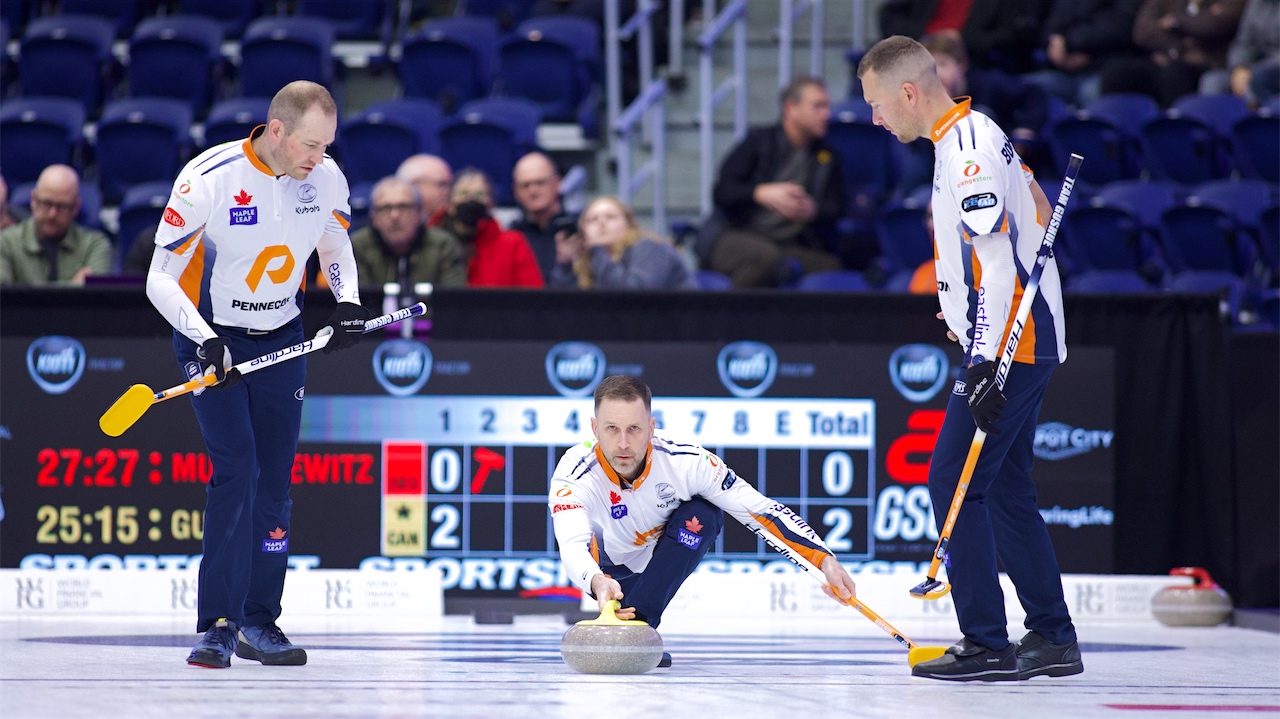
left=269, top=527, right=286, bottom=540
left=685, top=516, right=703, bottom=533
left=610, top=490, right=622, bottom=505
left=234, top=189, right=253, bottom=206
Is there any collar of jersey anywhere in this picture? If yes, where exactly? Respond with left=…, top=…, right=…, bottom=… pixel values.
left=594, top=442, right=653, bottom=490
left=243, top=125, right=277, bottom=177
left=929, top=96, right=972, bottom=144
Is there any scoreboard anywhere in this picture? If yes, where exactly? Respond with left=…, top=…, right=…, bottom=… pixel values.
left=1, top=334, right=1116, bottom=597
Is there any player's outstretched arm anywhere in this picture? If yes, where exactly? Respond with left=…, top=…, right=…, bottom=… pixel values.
left=819, top=555, right=857, bottom=603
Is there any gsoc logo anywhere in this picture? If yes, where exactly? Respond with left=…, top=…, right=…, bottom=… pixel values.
left=888, top=344, right=949, bottom=403
left=545, top=342, right=606, bottom=397
left=372, top=340, right=432, bottom=396
left=27, top=336, right=86, bottom=394
left=716, top=342, right=777, bottom=398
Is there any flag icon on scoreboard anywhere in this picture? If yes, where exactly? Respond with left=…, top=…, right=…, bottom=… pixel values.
left=382, top=441, right=427, bottom=556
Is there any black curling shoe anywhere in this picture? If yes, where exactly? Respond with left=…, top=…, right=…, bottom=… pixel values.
left=657, top=652, right=672, bottom=667
left=1016, top=631, right=1083, bottom=679
left=911, top=638, right=1019, bottom=682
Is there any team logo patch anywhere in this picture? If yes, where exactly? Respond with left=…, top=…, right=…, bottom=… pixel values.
left=163, top=207, right=185, bottom=227
left=962, top=192, right=997, bottom=212
left=262, top=527, right=288, bottom=553
left=298, top=183, right=317, bottom=203
left=609, top=490, right=627, bottom=520
left=234, top=189, right=253, bottom=205
left=677, top=517, right=705, bottom=550
left=721, top=470, right=738, bottom=490
left=230, top=207, right=258, bottom=225
left=656, top=483, right=676, bottom=500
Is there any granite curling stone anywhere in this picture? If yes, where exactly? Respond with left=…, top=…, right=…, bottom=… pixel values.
left=561, top=600, right=664, bottom=674
left=1152, top=567, right=1234, bottom=627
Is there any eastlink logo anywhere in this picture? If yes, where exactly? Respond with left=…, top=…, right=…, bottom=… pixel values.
left=372, top=340, right=432, bottom=397
left=545, top=342, right=605, bottom=397
left=1033, top=422, right=1114, bottom=460
left=888, top=344, right=949, bottom=403
left=26, top=336, right=86, bottom=394
left=716, top=342, right=777, bottom=398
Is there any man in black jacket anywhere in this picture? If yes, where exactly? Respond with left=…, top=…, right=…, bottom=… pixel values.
left=706, top=77, right=845, bottom=288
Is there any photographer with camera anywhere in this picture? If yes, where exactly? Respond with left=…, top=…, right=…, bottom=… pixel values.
left=510, top=152, right=578, bottom=281
left=445, top=169, right=544, bottom=288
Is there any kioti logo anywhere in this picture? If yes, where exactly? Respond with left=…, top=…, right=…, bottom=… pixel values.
left=245, top=245, right=295, bottom=292
left=372, top=339, right=432, bottom=396
left=888, top=344, right=949, bottom=403
left=163, top=207, right=185, bottom=227
left=545, top=342, right=606, bottom=397
left=716, top=341, right=777, bottom=398
left=26, top=336, right=86, bottom=395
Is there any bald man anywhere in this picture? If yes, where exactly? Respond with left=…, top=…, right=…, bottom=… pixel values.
left=0, top=165, right=112, bottom=285
left=510, top=152, right=577, bottom=280
left=396, top=154, right=453, bottom=228
left=350, top=176, right=467, bottom=291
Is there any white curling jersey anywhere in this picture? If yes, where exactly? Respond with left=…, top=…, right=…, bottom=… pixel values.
left=549, top=433, right=834, bottom=592
left=930, top=98, right=1066, bottom=366
left=153, top=127, right=354, bottom=332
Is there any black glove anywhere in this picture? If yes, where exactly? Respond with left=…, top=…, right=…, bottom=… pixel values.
left=321, top=302, right=371, bottom=354
left=965, top=360, right=1006, bottom=435
left=196, top=337, right=240, bottom=390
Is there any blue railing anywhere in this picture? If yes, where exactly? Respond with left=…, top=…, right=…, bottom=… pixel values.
left=615, top=78, right=669, bottom=233
left=698, top=0, right=748, bottom=216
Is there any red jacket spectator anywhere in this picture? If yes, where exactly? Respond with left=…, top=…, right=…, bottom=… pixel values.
left=467, top=217, right=545, bottom=287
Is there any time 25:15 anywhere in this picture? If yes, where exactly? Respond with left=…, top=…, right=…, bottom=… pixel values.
left=36, top=505, right=139, bottom=545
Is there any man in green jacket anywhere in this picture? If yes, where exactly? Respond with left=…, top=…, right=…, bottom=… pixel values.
left=0, top=165, right=112, bottom=285
left=349, top=176, right=467, bottom=294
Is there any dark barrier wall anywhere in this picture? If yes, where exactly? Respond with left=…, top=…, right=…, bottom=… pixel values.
left=2, top=287, right=1276, bottom=606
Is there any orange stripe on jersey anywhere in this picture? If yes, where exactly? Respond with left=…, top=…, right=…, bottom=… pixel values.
left=751, top=512, right=829, bottom=569
left=170, top=227, right=203, bottom=256
left=178, top=241, right=206, bottom=306
left=590, top=534, right=599, bottom=564
left=594, top=442, right=654, bottom=490
left=997, top=276, right=1038, bottom=364
left=331, top=210, right=350, bottom=230
left=242, top=126, right=274, bottom=177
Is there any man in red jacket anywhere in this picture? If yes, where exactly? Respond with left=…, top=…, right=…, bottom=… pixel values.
left=444, top=169, right=545, bottom=288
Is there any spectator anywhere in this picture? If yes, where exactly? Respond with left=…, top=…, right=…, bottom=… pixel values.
left=1199, top=0, right=1279, bottom=106
left=703, top=76, right=845, bottom=288
left=511, top=152, right=579, bottom=281
left=1101, top=0, right=1246, bottom=107
left=443, top=169, right=545, bottom=288
left=0, top=165, right=112, bottom=286
left=396, top=154, right=453, bottom=228
left=878, top=0, right=1049, bottom=74
left=1023, top=0, right=1145, bottom=107
left=550, top=196, right=696, bottom=290
left=0, top=175, right=17, bottom=232
left=350, top=177, right=467, bottom=291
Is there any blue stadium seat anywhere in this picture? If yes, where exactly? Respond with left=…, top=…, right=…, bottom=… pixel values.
left=796, top=270, right=870, bottom=292
left=875, top=197, right=932, bottom=277
left=499, top=17, right=601, bottom=130
left=1255, top=288, right=1280, bottom=328
left=348, top=181, right=374, bottom=232
left=58, top=0, right=138, bottom=38
left=295, top=0, right=391, bottom=41
left=338, top=99, right=443, bottom=185
left=115, top=181, right=173, bottom=265
left=1192, top=180, right=1277, bottom=252
left=826, top=110, right=901, bottom=207
left=1263, top=96, right=1280, bottom=116
left=0, top=98, right=86, bottom=186
left=1064, top=203, right=1145, bottom=273
left=19, top=15, right=116, bottom=114
left=1048, top=116, right=1134, bottom=185
left=1086, top=93, right=1161, bottom=137
left=129, top=17, right=225, bottom=119
left=95, top=99, right=194, bottom=204
left=399, top=18, right=499, bottom=113
left=439, top=98, right=541, bottom=204
left=11, top=180, right=103, bottom=231
left=239, top=17, right=337, bottom=98
left=1260, top=205, right=1279, bottom=273
left=1172, top=93, right=1250, bottom=138
left=1160, top=201, right=1253, bottom=275
left=1, top=0, right=27, bottom=36
left=1065, top=269, right=1153, bottom=294
left=1233, top=114, right=1280, bottom=183
left=202, top=98, right=270, bottom=148
left=462, top=0, right=535, bottom=30
left=1095, top=179, right=1181, bottom=231
left=694, top=270, right=733, bottom=291
left=1167, top=269, right=1247, bottom=320
left=1141, top=114, right=1227, bottom=184
left=176, top=0, right=260, bottom=39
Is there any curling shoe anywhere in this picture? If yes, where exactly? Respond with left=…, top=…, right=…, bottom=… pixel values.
left=187, top=618, right=238, bottom=668
left=657, top=652, right=672, bottom=668
left=911, top=638, right=1019, bottom=682
left=1016, top=631, right=1083, bottom=679
left=235, top=622, right=308, bottom=665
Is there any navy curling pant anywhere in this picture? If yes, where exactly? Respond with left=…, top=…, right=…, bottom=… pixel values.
left=173, top=317, right=305, bottom=633
left=928, top=362, right=1077, bottom=651
left=602, top=497, right=724, bottom=629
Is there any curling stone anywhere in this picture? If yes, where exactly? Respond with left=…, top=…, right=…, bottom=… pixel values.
left=1152, top=567, right=1234, bottom=627
left=560, top=600, right=664, bottom=675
